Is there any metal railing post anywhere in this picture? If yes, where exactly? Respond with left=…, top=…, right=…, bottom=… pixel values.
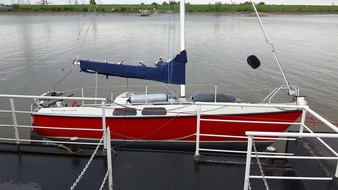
left=145, top=85, right=148, bottom=105
left=101, top=100, right=107, bottom=150
left=95, top=73, right=98, bottom=99
left=299, top=109, right=307, bottom=137
left=81, top=87, right=84, bottom=106
left=243, top=135, right=253, bottom=190
left=336, top=162, right=338, bottom=178
left=106, top=127, right=113, bottom=190
left=194, top=104, right=201, bottom=160
left=214, top=84, right=217, bottom=102
left=9, top=98, right=20, bottom=145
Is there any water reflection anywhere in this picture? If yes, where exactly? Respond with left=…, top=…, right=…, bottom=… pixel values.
left=0, top=181, right=42, bottom=190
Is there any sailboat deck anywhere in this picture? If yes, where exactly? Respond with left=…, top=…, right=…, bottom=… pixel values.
left=1, top=137, right=337, bottom=190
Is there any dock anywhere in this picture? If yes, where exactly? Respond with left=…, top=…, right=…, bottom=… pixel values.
left=1, top=136, right=338, bottom=190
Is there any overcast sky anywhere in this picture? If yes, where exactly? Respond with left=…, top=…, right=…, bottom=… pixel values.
left=1, top=0, right=337, bottom=5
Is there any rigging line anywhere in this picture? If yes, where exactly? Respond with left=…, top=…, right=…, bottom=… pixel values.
left=169, top=3, right=178, bottom=95
left=70, top=2, right=94, bottom=59
left=53, top=3, right=95, bottom=90
left=167, top=0, right=172, bottom=95
left=79, top=0, right=101, bottom=49
left=53, top=65, right=75, bottom=91
left=167, top=1, right=179, bottom=96
left=229, top=0, right=263, bottom=102
left=160, top=82, right=175, bottom=95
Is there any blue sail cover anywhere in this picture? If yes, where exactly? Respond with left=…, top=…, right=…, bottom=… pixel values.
left=79, top=50, right=187, bottom=84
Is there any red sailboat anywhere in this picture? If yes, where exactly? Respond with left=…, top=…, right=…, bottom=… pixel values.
left=32, top=1, right=304, bottom=149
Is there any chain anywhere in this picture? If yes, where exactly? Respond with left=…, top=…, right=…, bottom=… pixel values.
left=98, top=169, right=110, bottom=190
left=70, top=135, right=104, bottom=190
left=252, top=140, right=270, bottom=190
left=248, top=181, right=252, bottom=190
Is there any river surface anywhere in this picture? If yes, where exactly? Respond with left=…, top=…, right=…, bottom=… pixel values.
left=0, top=12, right=338, bottom=190
left=0, top=12, right=338, bottom=131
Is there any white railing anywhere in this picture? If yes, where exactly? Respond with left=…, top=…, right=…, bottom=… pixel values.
left=193, top=101, right=338, bottom=190
left=73, top=84, right=291, bottom=105
left=0, top=94, right=107, bottom=145
left=243, top=132, right=338, bottom=190
left=262, top=85, right=299, bottom=103
left=194, top=101, right=306, bottom=159
left=0, top=94, right=113, bottom=190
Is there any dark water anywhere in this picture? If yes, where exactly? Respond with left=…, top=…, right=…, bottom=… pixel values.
left=0, top=13, right=337, bottom=123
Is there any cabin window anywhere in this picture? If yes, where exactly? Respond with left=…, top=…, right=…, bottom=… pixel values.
left=113, top=108, right=137, bottom=116
left=142, top=107, right=167, bottom=115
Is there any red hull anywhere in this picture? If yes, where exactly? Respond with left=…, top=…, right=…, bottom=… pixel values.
left=33, top=111, right=302, bottom=142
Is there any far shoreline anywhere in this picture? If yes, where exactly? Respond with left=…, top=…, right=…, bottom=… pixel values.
left=1, top=11, right=338, bottom=16
left=1, top=4, right=338, bottom=15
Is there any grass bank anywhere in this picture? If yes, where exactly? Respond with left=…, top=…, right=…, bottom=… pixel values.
left=4, top=4, right=338, bottom=13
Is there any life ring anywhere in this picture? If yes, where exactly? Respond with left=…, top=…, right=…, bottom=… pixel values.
left=71, top=101, right=78, bottom=107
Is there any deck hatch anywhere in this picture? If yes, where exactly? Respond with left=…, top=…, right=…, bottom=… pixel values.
left=142, top=107, right=167, bottom=115
left=113, top=108, right=137, bottom=116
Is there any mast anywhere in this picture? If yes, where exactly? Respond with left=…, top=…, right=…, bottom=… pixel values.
left=180, top=0, right=186, bottom=99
